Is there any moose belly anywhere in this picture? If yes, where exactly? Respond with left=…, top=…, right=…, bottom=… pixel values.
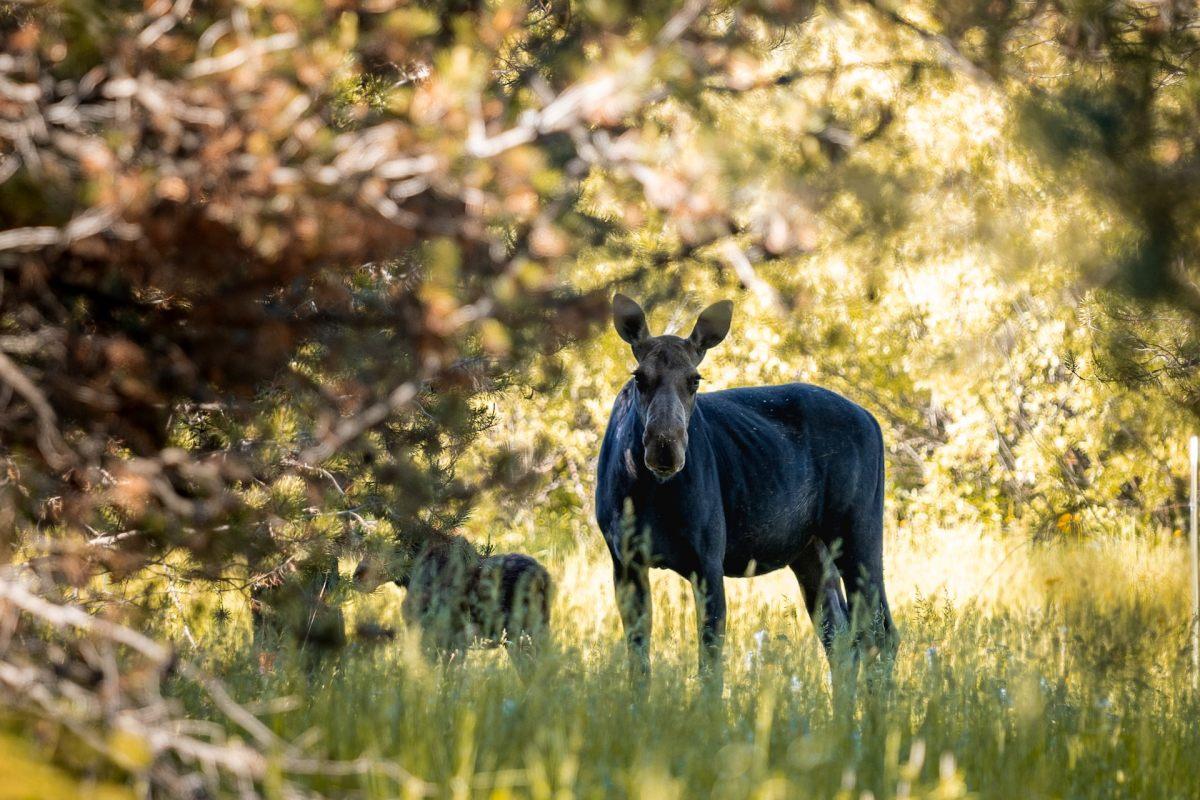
left=720, top=500, right=817, bottom=578
left=721, top=550, right=793, bottom=578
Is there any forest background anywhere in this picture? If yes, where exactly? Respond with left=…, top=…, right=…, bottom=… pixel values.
left=2, top=0, right=1200, bottom=797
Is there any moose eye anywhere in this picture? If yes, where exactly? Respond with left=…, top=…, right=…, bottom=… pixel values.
left=687, top=374, right=701, bottom=393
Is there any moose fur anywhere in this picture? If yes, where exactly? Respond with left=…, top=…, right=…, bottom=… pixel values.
left=353, top=531, right=552, bottom=677
left=596, top=294, right=896, bottom=685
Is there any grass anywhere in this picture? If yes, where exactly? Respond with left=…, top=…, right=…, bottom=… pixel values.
left=167, top=527, right=1200, bottom=799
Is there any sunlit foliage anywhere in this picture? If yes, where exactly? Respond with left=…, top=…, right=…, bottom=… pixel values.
left=2, top=0, right=1199, bottom=795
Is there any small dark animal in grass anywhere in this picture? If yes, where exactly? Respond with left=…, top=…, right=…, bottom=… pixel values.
left=596, top=294, right=897, bottom=689
left=353, top=531, right=552, bottom=678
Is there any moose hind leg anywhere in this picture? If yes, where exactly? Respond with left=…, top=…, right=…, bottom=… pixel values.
left=791, top=538, right=850, bottom=659
left=835, top=530, right=896, bottom=660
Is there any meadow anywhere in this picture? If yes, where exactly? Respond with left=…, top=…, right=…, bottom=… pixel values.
left=5, top=2, right=1200, bottom=797
left=166, top=527, right=1200, bottom=799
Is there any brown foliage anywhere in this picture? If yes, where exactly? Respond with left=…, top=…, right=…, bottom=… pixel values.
left=0, top=1, right=814, bottom=579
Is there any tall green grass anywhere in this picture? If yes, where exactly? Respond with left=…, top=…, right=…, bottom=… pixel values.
left=168, top=529, right=1200, bottom=799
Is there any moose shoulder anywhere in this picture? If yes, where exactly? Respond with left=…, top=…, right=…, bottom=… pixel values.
left=595, top=294, right=895, bottom=684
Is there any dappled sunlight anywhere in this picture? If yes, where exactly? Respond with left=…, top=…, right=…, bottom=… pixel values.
left=150, top=527, right=1198, bottom=797
left=332, top=524, right=1193, bottom=681
left=4, top=0, right=1200, bottom=796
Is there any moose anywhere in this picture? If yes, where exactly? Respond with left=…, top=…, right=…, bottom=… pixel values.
left=595, top=294, right=896, bottom=685
left=353, top=530, right=552, bottom=679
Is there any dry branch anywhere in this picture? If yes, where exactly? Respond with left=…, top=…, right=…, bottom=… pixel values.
left=0, top=569, right=436, bottom=797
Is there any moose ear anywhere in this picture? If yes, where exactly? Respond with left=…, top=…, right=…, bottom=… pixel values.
left=688, top=300, right=733, bottom=359
left=612, top=293, right=650, bottom=350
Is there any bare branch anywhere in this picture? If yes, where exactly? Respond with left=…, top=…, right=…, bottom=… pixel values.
left=299, top=381, right=420, bottom=465
left=0, top=351, right=73, bottom=469
left=0, top=570, right=438, bottom=796
left=719, top=241, right=785, bottom=314
left=0, top=208, right=117, bottom=252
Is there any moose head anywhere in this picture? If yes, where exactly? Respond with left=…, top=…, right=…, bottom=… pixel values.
left=611, top=294, right=733, bottom=480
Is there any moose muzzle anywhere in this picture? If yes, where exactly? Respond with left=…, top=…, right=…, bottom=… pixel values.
left=643, top=427, right=687, bottom=479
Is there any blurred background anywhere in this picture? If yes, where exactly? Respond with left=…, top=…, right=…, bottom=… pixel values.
left=2, top=0, right=1199, bottom=796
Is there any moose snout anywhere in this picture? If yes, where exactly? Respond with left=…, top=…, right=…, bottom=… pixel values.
left=643, top=430, right=687, bottom=478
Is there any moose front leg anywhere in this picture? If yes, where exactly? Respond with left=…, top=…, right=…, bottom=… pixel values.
left=693, top=563, right=726, bottom=689
left=613, top=559, right=652, bottom=684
